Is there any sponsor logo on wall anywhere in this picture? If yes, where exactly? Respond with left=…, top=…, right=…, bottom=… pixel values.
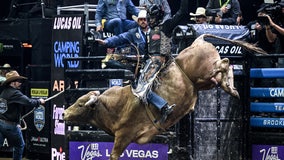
left=252, top=144, right=284, bottom=160
left=51, top=14, right=84, bottom=159
left=52, top=147, right=66, bottom=160
left=69, top=142, right=168, bottom=160
left=34, top=105, right=45, bottom=132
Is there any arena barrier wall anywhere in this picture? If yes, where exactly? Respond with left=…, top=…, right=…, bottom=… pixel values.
left=249, top=54, right=284, bottom=159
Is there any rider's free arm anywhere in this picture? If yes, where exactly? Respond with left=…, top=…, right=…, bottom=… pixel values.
left=102, top=32, right=133, bottom=48
left=162, top=0, right=188, bottom=37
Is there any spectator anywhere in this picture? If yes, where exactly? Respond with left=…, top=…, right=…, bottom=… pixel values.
left=247, top=9, right=276, bottom=53
left=96, top=10, right=149, bottom=71
left=0, top=70, right=45, bottom=160
left=264, top=12, right=284, bottom=53
left=139, top=0, right=171, bottom=22
left=0, top=63, right=11, bottom=84
left=95, top=0, right=140, bottom=35
left=206, top=0, right=241, bottom=25
left=236, top=11, right=243, bottom=25
left=190, top=7, right=208, bottom=24
left=247, top=6, right=281, bottom=88
left=263, top=1, right=284, bottom=86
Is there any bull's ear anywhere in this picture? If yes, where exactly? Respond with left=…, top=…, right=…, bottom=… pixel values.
left=220, top=58, right=229, bottom=71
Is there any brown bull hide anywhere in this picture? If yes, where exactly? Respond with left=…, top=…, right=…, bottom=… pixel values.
left=64, top=34, right=265, bottom=160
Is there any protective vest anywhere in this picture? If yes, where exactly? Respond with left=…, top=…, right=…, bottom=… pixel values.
left=147, top=26, right=171, bottom=56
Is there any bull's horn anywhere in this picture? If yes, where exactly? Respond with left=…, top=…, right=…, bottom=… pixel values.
left=91, top=91, right=100, bottom=96
left=94, top=91, right=100, bottom=96
left=85, top=95, right=98, bottom=107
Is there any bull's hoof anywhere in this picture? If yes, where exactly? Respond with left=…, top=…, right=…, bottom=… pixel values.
left=232, top=90, right=240, bottom=99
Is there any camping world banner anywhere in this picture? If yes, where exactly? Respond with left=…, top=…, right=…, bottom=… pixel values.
left=51, top=14, right=84, bottom=159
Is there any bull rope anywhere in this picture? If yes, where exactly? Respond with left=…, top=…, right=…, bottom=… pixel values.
left=145, top=104, right=166, bottom=132
left=173, top=59, right=194, bottom=87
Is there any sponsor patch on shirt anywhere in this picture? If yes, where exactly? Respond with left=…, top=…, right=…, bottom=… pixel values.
left=0, top=98, right=8, bottom=114
left=151, top=34, right=160, bottom=40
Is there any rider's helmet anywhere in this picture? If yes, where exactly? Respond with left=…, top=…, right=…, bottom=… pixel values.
left=147, top=4, right=164, bottom=28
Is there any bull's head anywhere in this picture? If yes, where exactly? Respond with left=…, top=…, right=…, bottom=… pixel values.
left=63, top=91, right=100, bottom=124
left=211, top=58, right=240, bottom=99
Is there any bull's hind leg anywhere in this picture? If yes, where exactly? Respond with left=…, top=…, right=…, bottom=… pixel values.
left=110, top=135, right=132, bottom=160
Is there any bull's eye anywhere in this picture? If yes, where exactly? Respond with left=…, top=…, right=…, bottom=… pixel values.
left=78, top=102, right=84, bottom=107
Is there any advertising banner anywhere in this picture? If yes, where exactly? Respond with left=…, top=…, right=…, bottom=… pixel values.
left=252, top=144, right=284, bottom=160
left=51, top=14, right=84, bottom=160
left=190, top=24, right=250, bottom=40
left=190, top=24, right=250, bottom=55
left=250, top=117, right=284, bottom=128
left=26, top=82, right=51, bottom=154
left=69, top=142, right=168, bottom=160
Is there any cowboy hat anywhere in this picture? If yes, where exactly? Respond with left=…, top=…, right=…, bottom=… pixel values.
left=2, top=70, right=27, bottom=86
left=2, top=63, right=11, bottom=68
left=190, top=7, right=206, bottom=17
left=0, top=63, right=11, bottom=75
left=132, top=10, right=147, bottom=22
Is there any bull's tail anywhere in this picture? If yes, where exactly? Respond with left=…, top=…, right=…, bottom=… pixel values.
left=199, top=34, right=267, bottom=55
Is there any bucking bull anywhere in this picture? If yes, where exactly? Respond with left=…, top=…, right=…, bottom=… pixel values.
left=64, top=34, right=265, bottom=160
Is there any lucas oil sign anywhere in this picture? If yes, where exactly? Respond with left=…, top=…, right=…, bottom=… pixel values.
left=69, top=142, right=168, bottom=160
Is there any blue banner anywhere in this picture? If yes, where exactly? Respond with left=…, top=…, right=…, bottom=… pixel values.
left=250, top=117, right=284, bottom=128
left=189, top=24, right=250, bottom=40
left=250, top=102, right=284, bottom=113
left=188, top=24, right=250, bottom=55
left=250, top=88, right=284, bottom=98
left=250, top=68, right=284, bottom=78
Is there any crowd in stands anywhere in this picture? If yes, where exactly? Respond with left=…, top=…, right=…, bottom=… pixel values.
left=92, top=0, right=283, bottom=54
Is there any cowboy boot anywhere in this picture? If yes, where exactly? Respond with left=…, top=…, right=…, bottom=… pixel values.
left=132, top=57, right=163, bottom=102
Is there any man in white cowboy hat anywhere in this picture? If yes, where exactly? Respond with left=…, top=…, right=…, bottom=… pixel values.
left=96, top=9, right=149, bottom=57
left=190, top=7, right=208, bottom=24
left=0, top=70, right=45, bottom=160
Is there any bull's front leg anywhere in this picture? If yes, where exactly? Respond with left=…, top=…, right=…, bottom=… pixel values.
left=220, top=65, right=240, bottom=99
left=212, top=58, right=239, bottom=99
left=110, top=135, right=132, bottom=160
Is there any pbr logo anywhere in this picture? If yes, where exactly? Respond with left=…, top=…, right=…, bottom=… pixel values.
left=0, top=98, right=7, bottom=114
left=34, top=105, right=45, bottom=132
